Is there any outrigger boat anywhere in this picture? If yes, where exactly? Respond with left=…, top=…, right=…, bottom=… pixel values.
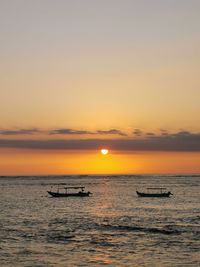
left=136, top=187, right=172, bottom=198
left=47, top=186, right=92, bottom=197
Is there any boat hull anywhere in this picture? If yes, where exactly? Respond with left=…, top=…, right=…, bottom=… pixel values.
left=136, top=191, right=171, bottom=198
left=47, top=191, right=91, bottom=197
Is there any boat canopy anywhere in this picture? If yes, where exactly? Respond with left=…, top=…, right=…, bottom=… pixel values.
left=147, top=187, right=167, bottom=190
left=64, top=186, right=85, bottom=189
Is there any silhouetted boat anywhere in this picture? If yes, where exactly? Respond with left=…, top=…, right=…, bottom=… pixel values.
left=47, top=186, right=92, bottom=197
left=136, top=188, right=172, bottom=198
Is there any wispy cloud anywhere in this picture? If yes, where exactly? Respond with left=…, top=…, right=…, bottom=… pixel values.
left=50, top=128, right=127, bottom=136
left=145, top=132, right=155, bottom=136
left=133, top=129, right=143, bottom=136
left=49, top=128, right=93, bottom=135
left=0, top=127, right=127, bottom=137
left=160, top=129, right=169, bottom=136
left=0, top=128, right=40, bottom=135
left=96, top=129, right=127, bottom=136
left=1, top=131, right=200, bottom=152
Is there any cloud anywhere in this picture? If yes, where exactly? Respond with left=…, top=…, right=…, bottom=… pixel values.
left=0, top=127, right=126, bottom=137
left=49, top=128, right=93, bottom=135
left=49, top=128, right=127, bottom=136
left=160, top=129, right=169, bottom=136
left=173, top=130, right=191, bottom=136
left=0, top=128, right=40, bottom=135
left=133, top=129, right=143, bottom=136
left=145, top=132, right=155, bottom=136
left=1, top=131, right=200, bottom=151
left=96, top=129, right=127, bottom=136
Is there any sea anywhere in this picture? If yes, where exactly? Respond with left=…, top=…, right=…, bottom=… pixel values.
left=0, top=175, right=199, bottom=267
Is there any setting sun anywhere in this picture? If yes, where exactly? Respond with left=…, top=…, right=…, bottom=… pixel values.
left=101, top=149, right=109, bottom=155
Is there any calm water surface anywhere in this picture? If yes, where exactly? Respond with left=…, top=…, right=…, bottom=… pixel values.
left=0, top=175, right=199, bottom=266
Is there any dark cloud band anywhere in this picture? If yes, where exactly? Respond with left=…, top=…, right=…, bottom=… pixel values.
left=0, top=131, right=200, bottom=151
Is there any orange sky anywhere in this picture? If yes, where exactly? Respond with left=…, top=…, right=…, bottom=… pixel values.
left=0, top=149, right=200, bottom=176
left=0, top=1, right=200, bottom=175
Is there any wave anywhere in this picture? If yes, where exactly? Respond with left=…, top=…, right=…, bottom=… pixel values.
left=46, top=232, right=75, bottom=243
left=99, top=224, right=183, bottom=235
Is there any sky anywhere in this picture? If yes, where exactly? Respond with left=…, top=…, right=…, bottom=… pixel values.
left=0, top=0, right=200, bottom=175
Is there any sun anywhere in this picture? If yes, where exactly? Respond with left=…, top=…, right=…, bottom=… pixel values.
left=101, top=149, right=109, bottom=155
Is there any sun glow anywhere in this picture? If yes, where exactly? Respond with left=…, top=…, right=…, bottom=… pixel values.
left=101, top=149, right=109, bottom=155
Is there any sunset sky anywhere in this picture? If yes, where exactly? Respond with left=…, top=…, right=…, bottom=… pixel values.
left=1, top=0, right=200, bottom=175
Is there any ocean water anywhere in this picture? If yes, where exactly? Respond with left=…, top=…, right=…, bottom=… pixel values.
left=0, top=175, right=199, bottom=267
